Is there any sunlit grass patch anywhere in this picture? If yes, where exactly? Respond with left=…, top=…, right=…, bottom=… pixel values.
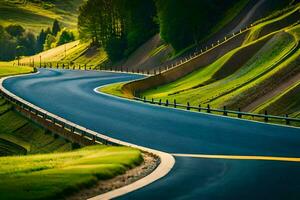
left=0, top=145, right=142, bottom=200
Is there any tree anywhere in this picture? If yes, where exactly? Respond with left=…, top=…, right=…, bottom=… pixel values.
left=154, top=0, right=242, bottom=51
left=78, top=0, right=158, bottom=62
left=0, top=25, right=17, bottom=61
left=5, top=24, right=25, bottom=38
left=36, top=29, right=47, bottom=52
left=44, top=34, right=56, bottom=50
left=52, top=19, right=61, bottom=36
left=18, top=31, right=37, bottom=55
left=56, top=29, right=75, bottom=46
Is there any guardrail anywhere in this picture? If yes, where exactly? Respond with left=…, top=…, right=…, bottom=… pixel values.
left=0, top=88, right=119, bottom=146
left=0, top=74, right=175, bottom=200
left=17, top=62, right=151, bottom=76
left=135, top=97, right=300, bottom=126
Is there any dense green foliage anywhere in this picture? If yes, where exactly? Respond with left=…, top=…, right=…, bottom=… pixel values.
left=0, top=24, right=37, bottom=61
left=78, top=0, right=158, bottom=62
left=0, top=20, right=75, bottom=61
left=155, top=0, right=246, bottom=51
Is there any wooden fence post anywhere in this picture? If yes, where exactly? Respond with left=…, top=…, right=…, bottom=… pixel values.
left=238, top=108, right=242, bottom=118
left=174, top=99, right=177, bottom=108
left=187, top=102, right=190, bottom=110
left=286, top=114, right=290, bottom=125
left=223, top=106, right=227, bottom=116
left=264, top=110, right=268, bottom=122
left=166, top=99, right=169, bottom=107
left=207, top=104, right=210, bottom=113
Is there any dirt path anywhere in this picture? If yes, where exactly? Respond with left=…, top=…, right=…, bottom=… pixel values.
left=66, top=152, right=159, bottom=200
left=243, top=72, right=300, bottom=112
left=232, top=0, right=268, bottom=33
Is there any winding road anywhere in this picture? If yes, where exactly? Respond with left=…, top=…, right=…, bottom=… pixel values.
left=3, top=69, right=300, bottom=200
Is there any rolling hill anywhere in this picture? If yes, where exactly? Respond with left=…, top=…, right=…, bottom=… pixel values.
left=102, top=2, right=300, bottom=121
left=0, top=0, right=84, bottom=33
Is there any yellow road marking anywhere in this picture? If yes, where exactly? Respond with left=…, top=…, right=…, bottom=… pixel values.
left=173, top=154, right=300, bottom=162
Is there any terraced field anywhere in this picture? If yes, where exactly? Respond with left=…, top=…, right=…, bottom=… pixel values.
left=129, top=4, right=300, bottom=116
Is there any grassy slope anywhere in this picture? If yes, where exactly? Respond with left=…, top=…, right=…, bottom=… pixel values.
left=137, top=6, right=300, bottom=113
left=19, top=41, right=108, bottom=68
left=145, top=31, right=295, bottom=105
left=253, top=80, right=300, bottom=117
left=0, top=145, right=142, bottom=200
left=0, top=62, right=33, bottom=77
left=0, top=106, right=72, bottom=156
left=0, top=0, right=84, bottom=33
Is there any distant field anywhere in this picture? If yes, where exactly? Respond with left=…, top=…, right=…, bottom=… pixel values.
left=0, top=62, right=33, bottom=77
left=0, top=0, right=84, bottom=33
left=0, top=145, right=142, bottom=200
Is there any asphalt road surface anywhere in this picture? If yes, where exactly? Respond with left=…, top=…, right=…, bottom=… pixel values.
left=4, top=69, right=300, bottom=200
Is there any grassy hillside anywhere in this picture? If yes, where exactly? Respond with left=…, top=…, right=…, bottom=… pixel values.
left=0, top=62, right=33, bottom=77
left=138, top=5, right=300, bottom=112
left=101, top=3, right=300, bottom=121
left=253, top=80, right=300, bottom=117
left=19, top=41, right=108, bottom=68
left=0, top=145, right=142, bottom=200
left=0, top=98, right=73, bottom=156
left=0, top=0, right=84, bottom=33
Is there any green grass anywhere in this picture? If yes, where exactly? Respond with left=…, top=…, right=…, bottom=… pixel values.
left=136, top=6, right=300, bottom=112
left=243, top=4, right=300, bottom=44
left=253, top=80, right=300, bottom=117
left=0, top=62, right=33, bottom=77
left=19, top=41, right=108, bottom=69
left=141, top=30, right=296, bottom=105
left=0, top=0, right=84, bottom=33
left=100, top=82, right=130, bottom=98
left=0, top=145, right=142, bottom=200
left=0, top=107, right=72, bottom=156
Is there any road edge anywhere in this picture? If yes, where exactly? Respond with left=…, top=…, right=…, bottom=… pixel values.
left=0, top=70, right=175, bottom=200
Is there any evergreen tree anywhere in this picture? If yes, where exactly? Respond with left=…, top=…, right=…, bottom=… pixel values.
left=36, top=29, right=47, bottom=52
left=56, top=29, right=75, bottom=46
left=5, top=24, right=25, bottom=38
left=78, top=0, right=158, bottom=62
left=44, top=34, right=56, bottom=50
left=52, top=19, right=61, bottom=36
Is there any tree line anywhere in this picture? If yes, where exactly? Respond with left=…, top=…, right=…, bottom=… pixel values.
left=78, top=0, right=158, bottom=62
left=0, top=20, right=75, bottom=61
left=78, top=0, right=245, bottom=62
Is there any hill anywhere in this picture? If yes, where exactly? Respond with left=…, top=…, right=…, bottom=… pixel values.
left=0, top=0, right=84, bottom=33
left=101, top=2, right=300, bottom=123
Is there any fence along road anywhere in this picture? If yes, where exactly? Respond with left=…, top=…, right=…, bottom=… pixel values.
left=3, top=68, right=300, bottom=200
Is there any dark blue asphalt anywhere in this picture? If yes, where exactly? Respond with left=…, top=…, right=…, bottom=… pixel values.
left=3, top=69, right=300, bottom=199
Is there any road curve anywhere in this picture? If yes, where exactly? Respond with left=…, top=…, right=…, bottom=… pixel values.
left=3, top=69, right=300, bottom=200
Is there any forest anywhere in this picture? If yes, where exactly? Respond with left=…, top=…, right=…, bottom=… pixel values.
left=0, top=20, right=75, bottom=61
left=78, top=0, right=242, bottom=62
